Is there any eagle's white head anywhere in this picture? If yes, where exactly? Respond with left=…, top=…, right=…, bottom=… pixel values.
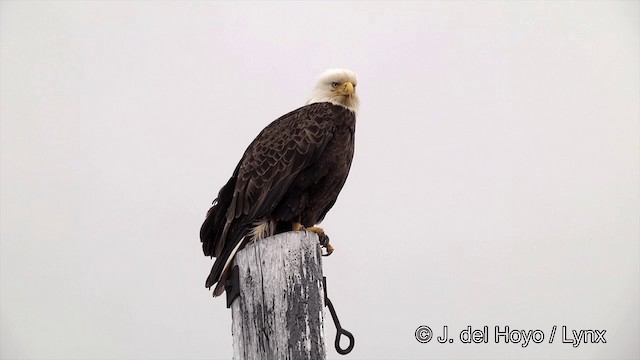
left=307, top=69, right=359, bottom=114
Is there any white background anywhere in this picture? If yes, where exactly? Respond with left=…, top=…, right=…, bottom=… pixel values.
left=1, top=1, right=638, bottom=359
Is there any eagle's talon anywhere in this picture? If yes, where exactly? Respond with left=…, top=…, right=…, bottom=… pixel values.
left=304, top=225, right=333, bottom=255
left=319, top=234, right=330, bottom=247
left=305, top=226, right=325, bottom=236
left=304, top=226, right=327, bottom=243
left=322, top=243, right=334, bottom=257
left=292, top=222, right=305, bottom=232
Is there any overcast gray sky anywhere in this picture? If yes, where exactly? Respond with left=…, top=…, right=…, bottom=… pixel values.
left=1, top=1, right=638, bottom=359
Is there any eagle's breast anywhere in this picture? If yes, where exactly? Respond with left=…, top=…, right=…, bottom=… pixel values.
left=297, top=105, right=356, bottom=225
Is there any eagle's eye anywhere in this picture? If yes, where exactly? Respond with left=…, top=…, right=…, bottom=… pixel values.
left=331, top=82, right=340, bottom=88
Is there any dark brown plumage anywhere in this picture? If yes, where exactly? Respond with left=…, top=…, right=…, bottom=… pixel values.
left=200, top=101, right=356, bottom=296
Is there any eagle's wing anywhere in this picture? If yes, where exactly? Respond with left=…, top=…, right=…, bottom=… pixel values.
left=228, top=104, right=336, bottom=224
left=202, top=103, right=338, bottom=291
left=201, top=103, right=336, bottom=296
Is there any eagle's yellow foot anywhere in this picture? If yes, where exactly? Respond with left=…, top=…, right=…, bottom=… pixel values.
left=305, top=226, right=325, bottom=237
left=292, top=222, right=304, bottom=231
left=324, top=242, right=334, bottom=256
left=305, top=226, right=334, bottom=257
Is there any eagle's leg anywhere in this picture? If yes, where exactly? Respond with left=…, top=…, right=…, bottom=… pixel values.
left=305, top=226, right=334, bottom=256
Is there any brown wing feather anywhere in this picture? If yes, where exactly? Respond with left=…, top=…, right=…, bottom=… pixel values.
left=225, top=104, right=336, bottom=224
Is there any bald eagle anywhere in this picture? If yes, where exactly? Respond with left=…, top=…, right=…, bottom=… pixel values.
left=200, top=69, right=359, bottom=296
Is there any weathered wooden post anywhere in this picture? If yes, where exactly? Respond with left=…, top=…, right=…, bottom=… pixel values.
left=229, top=231, right=326, bottom=360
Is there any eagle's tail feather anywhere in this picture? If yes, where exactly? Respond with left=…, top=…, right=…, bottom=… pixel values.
left=205, top=223, right=247, bottom=293
left=200, top=174, right=237, bottom=257
left=206, top=218, right=277, bottom=296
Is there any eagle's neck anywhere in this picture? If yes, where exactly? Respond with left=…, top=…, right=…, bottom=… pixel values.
left=306, top=94, right=359, bottom=114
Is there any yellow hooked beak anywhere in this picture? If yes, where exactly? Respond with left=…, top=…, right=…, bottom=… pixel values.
left=338, top=81, right=355, bottom=96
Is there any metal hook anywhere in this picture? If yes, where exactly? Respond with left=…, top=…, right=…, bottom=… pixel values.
left=323, top=277, right=355, bottom=355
